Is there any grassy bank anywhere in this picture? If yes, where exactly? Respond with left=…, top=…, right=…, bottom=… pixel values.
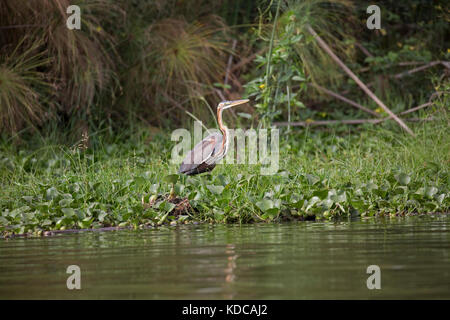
left=1, top=112, right=448, bottom=237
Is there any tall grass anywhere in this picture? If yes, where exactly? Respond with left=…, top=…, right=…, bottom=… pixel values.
left=0, top=0, right=122, bottom=134
left=124, top=16, right=231, bottom=125
left=0, top=37, right=51, bottom=134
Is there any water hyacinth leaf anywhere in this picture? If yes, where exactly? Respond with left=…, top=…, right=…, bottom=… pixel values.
left=264, top=190, right=274, bottom=198
left=394, top=186, right=408, bottom=195
left=134, top=176, right=146, bottom=188
left=425, top=187, right=438, bottom=198
left=41, top=219, right=52, bottom=226
left=207, top=185, right=224, bottom=195
left=313, top=189, right=328, bottom=200
left=55, top=219, right=64, bottom=228
left=217, top=174, right=230, bottom=186
left=436, top=194, right=445, bottom=204
left=305, top=174, right=320, bottom=185
left=273, top=185, right=282, bottom=193
left=9, top=206, right=31, bottom=218
left=89, top=181, right=101, bottom=190
left=266, top=207, right=280, bottom=218
left=153, top=200, right=163, bottom=209
left=395, top=173, right=411, bottom=185
left=149, top=183, right=159, bottom=193
left=331, top=190, right=347, bottom=203
left=161, top=201, right=176, bottom=213
left=69, top=183, right=80, bottom=194
left=174, top=184, right=185, bottom=194
left=78, top=217, right=94, bottom=229
left=256, top=199, right=274, bottom=212
left=322, top=198, right=334, bottom=209
left=160, top=212, right=171, bottom=224
left=75, top=210, right=85, bottom=220
left=305, top=196, right=320, bottom=212
left=45, top=187, right=58, bottom=200
left=186, top=177, right=200, bottom=187
left=125, top=179, right=134, bottom=187
left=365, top=182, right=378, bottom=191
left=22, top=196, right=33, bottom=203
left=292, top=199, right=305, bottom=209
left=164, top=174, right=179, bottom=184
left=61, top=208, right=75, bottom=218
left=59, top=198, right=73, bottom=207
left=273, top=199, right=281, bottom=209
left=193, top=191, right=203, bottom=201
left=213, top=209, right=225, bottom=221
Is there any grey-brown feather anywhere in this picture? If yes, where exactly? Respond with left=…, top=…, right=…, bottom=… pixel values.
left=179, top=133, right=223, bottom=175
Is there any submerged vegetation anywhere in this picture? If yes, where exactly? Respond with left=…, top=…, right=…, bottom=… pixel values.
left=0, top=0, right=449, bottom=237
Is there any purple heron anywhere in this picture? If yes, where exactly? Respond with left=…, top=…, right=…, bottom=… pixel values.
left=179, top=99, right=250, bottom=175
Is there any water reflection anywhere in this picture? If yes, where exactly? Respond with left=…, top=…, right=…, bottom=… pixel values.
left=0, top=216, right=450, bottom=299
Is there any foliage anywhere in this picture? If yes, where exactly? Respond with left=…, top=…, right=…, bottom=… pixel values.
left=244, top=0, right=356, bottom=124
left=1, top=108, right=448, bottom=237
left=0, top=37, right=51, bottom=134
left=3, top=0, right=120, bottom=111
left=124, top=16, right=230, bottom=125
left=0, top=0, right=448, bottom=134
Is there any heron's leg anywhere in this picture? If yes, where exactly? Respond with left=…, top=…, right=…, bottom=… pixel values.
left=168, top=183, right=175, bottom=200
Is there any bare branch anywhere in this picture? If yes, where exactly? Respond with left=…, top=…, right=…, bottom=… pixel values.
left=310, top=83, right=380, bottom=117
left=306, top=25, right=415, bottom=136
left=274, top=117, right=434, bottom=127
left=393, top=61, right=442, bottom=79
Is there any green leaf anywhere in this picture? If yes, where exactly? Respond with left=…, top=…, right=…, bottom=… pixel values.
left=46, top=187, right=59, bottom=200
left=134, top=176, right=146, bottom=187
left=313, top=189, right=328, bottom=200
left=9, top=206, right=31, bottom=218
left=207, top=185, right=224, bottom=195
left=425, top=186, right=438, bottom=198
left=149, top=183, right=159, bottom=193
left=59, top=198, right=73, bottom=207
left=174, top=184, right=185, bottom=194
left=305, top=196, right=320, bottom=212
left=164, top=174, right=179, bottom=184
left=365, top=182, right=378, bottom=191
left=162, top=201, right=176, bottom=213
left=237, top=112, right=252, bottom=119
left=256, top=199, right=274, bottom=212
left=266, top=207, right=280, bottom=217
left=61, top=208, right=75, bottom=218
left=22, top=196, right=33, bottom=203
left=436, top=194, right=445, bottom=204
left=305, top=174, right=319, bottom=185
left=292, top=75, right=305, bottom=81
left=98, top=211, right=108, bottom=222
left=395, top=173, right=411, bottom=185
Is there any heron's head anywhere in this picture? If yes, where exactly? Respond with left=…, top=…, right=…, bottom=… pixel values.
left=218, top=99, right=249, bottom=110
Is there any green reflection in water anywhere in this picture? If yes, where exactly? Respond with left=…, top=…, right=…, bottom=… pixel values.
left=1, top=216, right=450, bottom=299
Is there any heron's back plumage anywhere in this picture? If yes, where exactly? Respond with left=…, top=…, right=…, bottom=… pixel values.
left=178, top=133, right=224, bottom=175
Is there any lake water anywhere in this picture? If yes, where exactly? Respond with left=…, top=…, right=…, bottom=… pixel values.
left=1, top=216, right=450, bottom=299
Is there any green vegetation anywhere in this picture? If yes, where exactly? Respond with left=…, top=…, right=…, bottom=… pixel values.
left=1, top=102, right=448, bottom=237
left=0, top=1, right=449, bottom=237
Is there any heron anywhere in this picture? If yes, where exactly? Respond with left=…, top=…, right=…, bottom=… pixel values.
left=179, top=99, right=250, bottom=176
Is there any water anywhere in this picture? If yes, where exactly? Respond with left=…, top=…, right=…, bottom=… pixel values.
left=1, top=216, right=450, bottom=299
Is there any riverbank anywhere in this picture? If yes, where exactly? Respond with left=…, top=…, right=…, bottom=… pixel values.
left=1, top=117, right=449, bottom=238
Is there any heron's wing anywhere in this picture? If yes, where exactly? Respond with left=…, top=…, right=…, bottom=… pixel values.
left=179, top=133, right=222, bottom=174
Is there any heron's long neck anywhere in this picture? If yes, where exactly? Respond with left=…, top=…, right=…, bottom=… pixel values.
left=217, top=108, right=228, bottom=151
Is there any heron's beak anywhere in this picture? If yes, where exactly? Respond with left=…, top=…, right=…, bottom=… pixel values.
left=222, top=99, right=250, bottom=110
